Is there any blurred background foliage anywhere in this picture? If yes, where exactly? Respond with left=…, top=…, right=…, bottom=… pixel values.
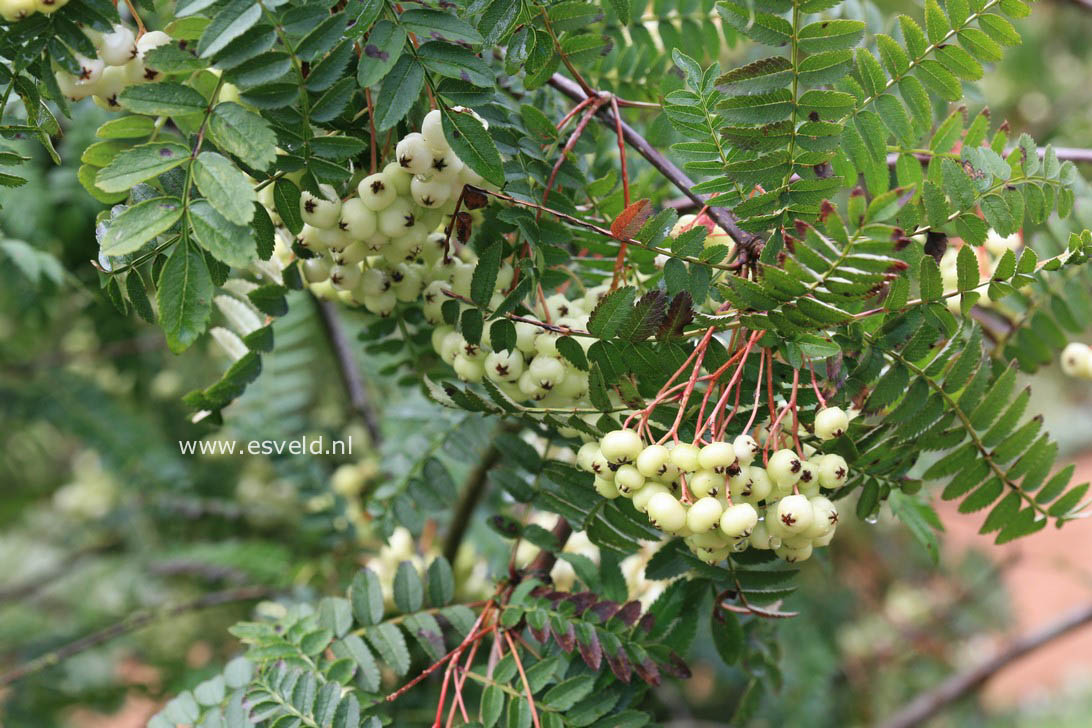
left=3, top=1, right=1092, bottom=726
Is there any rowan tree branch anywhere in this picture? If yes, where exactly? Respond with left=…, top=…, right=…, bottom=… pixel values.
left=311, top=293, right=383, bottom=445
left=546, top=73, right=758, bottom=250
left=0, top=586, right=278, bottom=687
left=663, top=145, right=1092, bottom=212
left=877, top=601, right=1092, bottom=728
left=443, top=441, right=503, bottom=563
left=0, top=540, right=119, bottom=604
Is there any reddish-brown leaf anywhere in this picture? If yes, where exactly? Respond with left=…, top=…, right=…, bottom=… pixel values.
left=610, top=198, right=652, bottom=240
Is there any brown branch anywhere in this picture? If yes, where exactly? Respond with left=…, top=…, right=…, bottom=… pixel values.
left=0, top=586, right=277, bottom=687
left=310, top=293, right=382, bottom=445
left=546, top=73, right=757, bottom=249
left=0, top=541, right=119, bottom=604
left=443, top=440, right=503, bottom=563
left=663, top=145, right=1092, bottom=212
left=877, top=602, right=1092, bottom=728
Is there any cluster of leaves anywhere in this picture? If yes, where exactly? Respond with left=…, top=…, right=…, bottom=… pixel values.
left=6, top=0, right=1092, bottom=723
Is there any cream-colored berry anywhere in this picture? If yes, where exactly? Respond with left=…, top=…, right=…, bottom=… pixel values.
left=686, top=497, right=724, bottom=533
left=688, top=470, right=722, bottom=499
left=600, top=429, right=643, bottom=464
left=805, top=496, right=839, bottom=539
left=698, top=441, right=736, bottom=472
left=669, top=443, right=701, bottom=473
left=773, top=494, right=814, bottom=535
left=817, top=454, right=849, bottom=489
left=767, top=449, right=803, bottom=488
left=733, top=434, right=759, bottom=466
left=719, top=503, right=759, bottom=540
left=814, top=407, right=849, bottom=440
left=614, top=464, right=645, bottom=495
left=635, top=445, right=671, bottom=478
left=647, top=492, right=687, bottom=533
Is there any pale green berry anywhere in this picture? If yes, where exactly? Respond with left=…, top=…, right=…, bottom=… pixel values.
left=689, top=470, right=722, bottom=499
left=411, top=175, right=451, bottom=209
left=775, top=541, right=813, bottom=563
left=773, top=494, right=814, bottom=535
left=817, top=454, right=849, bottom=489
left=439, top=331, right=464, bottom=365
left=698, top=441, right=736, bottom=473
left=377, top=198, right=415, bottom=238
left=302, top=257, right=331, bottom=283
left=686, top=496, right=723, bottom=533
left=421, top=109, right=446, bottom=152
left=689, top=530, right=730, bottom=551
left=636, top=445, right=671, bottom=479
left=396, top=132, right=433, bottom=176
left=647, top=492, right=687, bottom=533
left=335, top=241, right=369, bottom=266
left=358, top=172, right=397, bottom=211
left=805, top=496, right=839, bottom=539
left=382, top=161, right=412, bottom=196
left=576, top=442, right=599, bottom=473
left=733, top=434, right=759, bottom=466
left=358, top=268, right=390, bottom=297
left=484, top=349, right=524, bottom=383
left=669, top=443, right=701, bottom=473
left=748, top=520, right=779, bottom=550
left=727, top=467, right=754, bottom=501
left=340, top=197, right=377, bottom=240
left=362, top=290, right=397, bottom=317
left=631, top=482, right=670, bottom=513
left=797, top=460, right=820, bottom=497
left=528, top=355, right=565, bottom=390
left=513, top=323, right=539, bottom=353
left=748, top=466, right=773, bottom=502
left=814, top=406, right=849, bottom=440
left=719, top=502, right=759, bottom=540
left=812, top=528, right=836, bottom=547
left=391, top=264, right=423, bottom=301
left=589, top=450, right=612, bottom=480
left=767, top=449, right=803, bottom=488
left=430, top=325, right=454, bottom=355
left=329, top=264, right=361, bottom=291
left=600, top=429, right=643, bottom=464
left=555, top=369, right=588, bottom=399
left=300, top=184, right=342, bottom=229
left=100, top=24, right=136, bottom=66
left=614, top=464, right=645, bottom=496
left=594, top=476, right=620, bottom=499
left=1061, top=342, right=1092, bottom=378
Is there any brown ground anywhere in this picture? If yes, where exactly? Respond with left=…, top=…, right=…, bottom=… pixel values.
left=935, top=450, right=1092, bottom=706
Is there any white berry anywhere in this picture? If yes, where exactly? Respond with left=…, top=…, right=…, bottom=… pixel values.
left=635, top=445, right=671, bottom=478
left=686, top=497, right=724, bottom=533
left=767, top=448, right=803, bottom=488
left=698, top=441, right=736, bottom=472
left=814, top=407, right=849, bottom=440
left=647, top=492, right=687, bottom=533
left=719, top=503, right=759, bottom=540
left=600, top=429, right=642, bottom=464
left=669, top=443, right=701, bottom=473
left=733, top=434, right=759, bottom=466
left=817, top=454, right=849, bottom=489
left=773, top=494, right=814, bottom=535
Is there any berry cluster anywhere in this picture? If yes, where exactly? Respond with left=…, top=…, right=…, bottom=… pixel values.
left=261, top=111, right=612, bottom=413
left=53, top=24, right=171, bottom=110
left=576, top=409, right=850, bottom=564
left=0, top=0, right=67, bottom=22
left=1061, top=342, right=1092, bottom=380
left=261, top=109, right=490, bottom=316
